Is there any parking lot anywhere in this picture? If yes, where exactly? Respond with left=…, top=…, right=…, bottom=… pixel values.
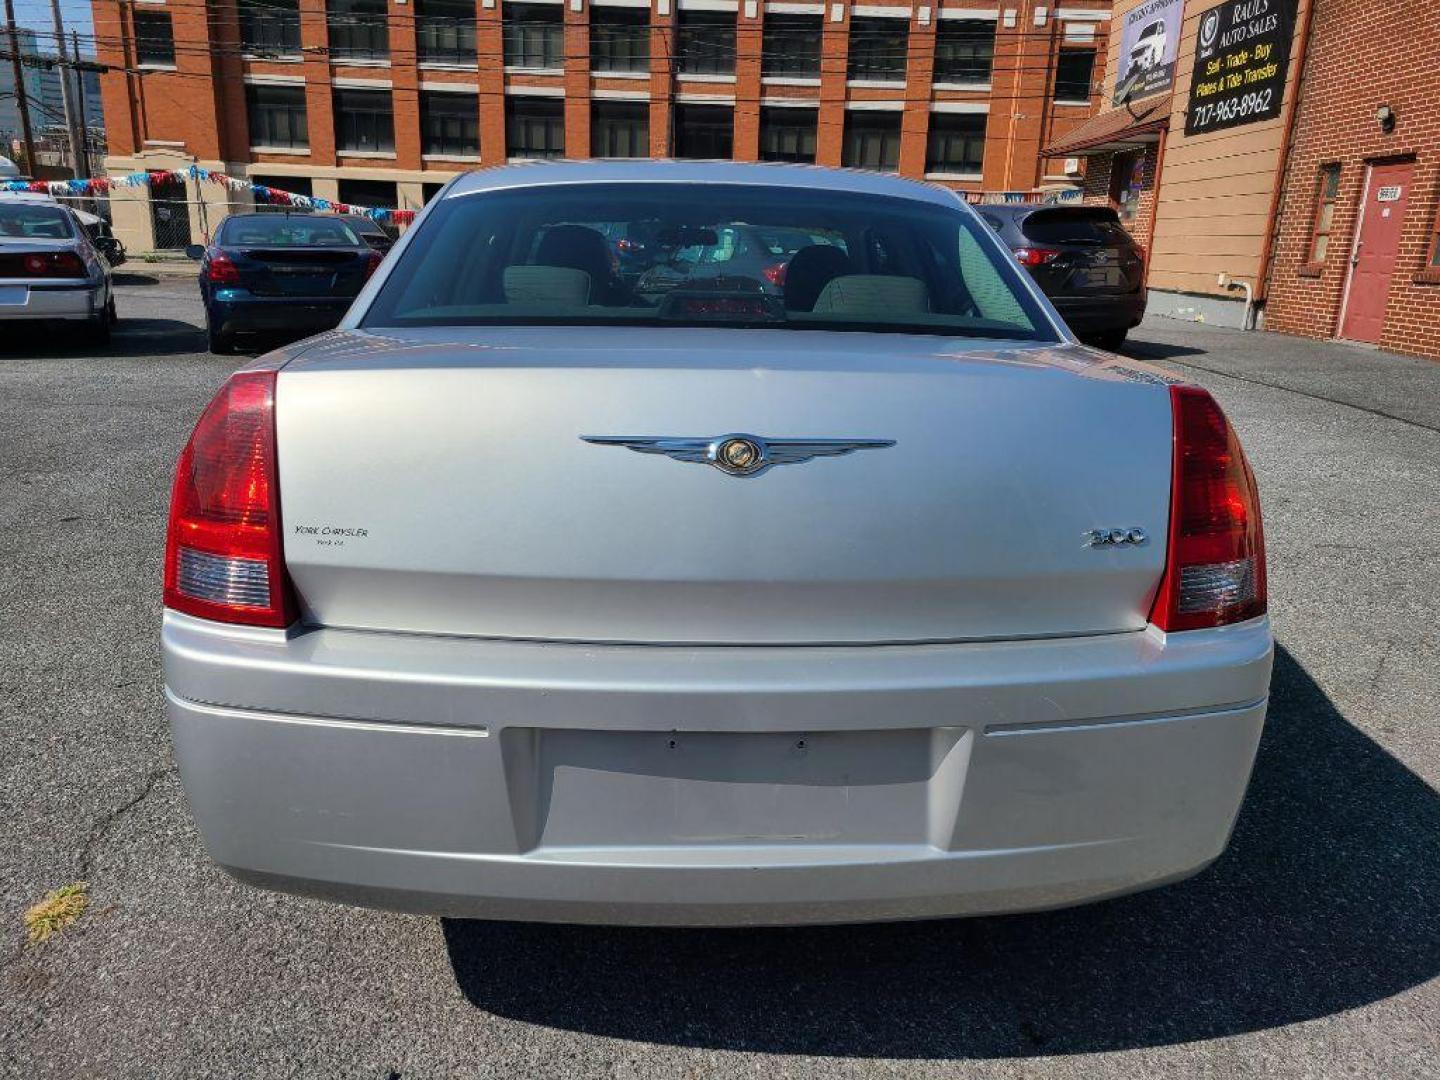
left=2, top=277, right=1437, bottom=1078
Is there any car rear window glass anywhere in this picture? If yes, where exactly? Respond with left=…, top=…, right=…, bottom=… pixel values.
left=362, top=183, right=1055, bottom=341
left=219, top=216, right=362, bottom=247
left=0, top=203, right=75, bottom=240
left=1019, top=208, right=1132, bottom=246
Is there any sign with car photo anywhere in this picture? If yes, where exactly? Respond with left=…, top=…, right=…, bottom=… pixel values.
left=1112, top=0, right=1184, bottom=105
left=1184, top=0, right=1299, bottom=135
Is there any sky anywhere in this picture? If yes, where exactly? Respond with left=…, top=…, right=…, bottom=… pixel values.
left=10, top=0, right=96, bottom=54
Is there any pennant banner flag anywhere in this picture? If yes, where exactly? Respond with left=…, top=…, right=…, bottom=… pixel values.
left=2, top=166, right=416, bottom=225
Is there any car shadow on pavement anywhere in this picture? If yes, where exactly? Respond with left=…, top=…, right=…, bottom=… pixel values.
left=1120, top=339, right=1208, bottom=362
left=442, top=645, right=1440, bottom=1058
left=0, top=318, right=204, bottom=358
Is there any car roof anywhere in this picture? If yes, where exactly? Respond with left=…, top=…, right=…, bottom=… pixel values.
left=444, top=160, right=967, bottom=209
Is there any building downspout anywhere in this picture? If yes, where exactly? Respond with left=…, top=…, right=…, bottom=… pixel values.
left=1254, top=0, right=1319, bottom=309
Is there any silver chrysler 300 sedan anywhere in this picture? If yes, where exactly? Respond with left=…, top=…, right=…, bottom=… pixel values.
left=162, top=162, right=1272, bottom=926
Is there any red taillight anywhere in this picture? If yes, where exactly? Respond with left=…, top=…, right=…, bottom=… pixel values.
left=1150, top=386, right=1266, bottom=632
left=205, top=250, right=240, bottom=285
left=163, top=371, right=296, bottom=629
left=21, top=251, right=86, bottom=277
left=762, top=262, right=788, bottom=287
left=1014, top=247, right=1062, bottom=267
left=364, top=249, right=384, bottom=279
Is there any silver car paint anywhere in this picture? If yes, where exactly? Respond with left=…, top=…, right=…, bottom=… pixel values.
left=166, top=162, right=1272, bottom=925
left=165, top=610, right=1271, bottom=925
left=0, top=204, right=112, bottom=324
left=274, top=328, right=1176, bottom=645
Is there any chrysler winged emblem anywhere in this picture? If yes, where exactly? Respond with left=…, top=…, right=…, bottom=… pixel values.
left=581, top=433, right=896, bottom=477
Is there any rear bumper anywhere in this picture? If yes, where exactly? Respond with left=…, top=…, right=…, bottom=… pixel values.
left=207, top=292, right=353, bottom=335
left=1050, top=290, right=1148, bottom=333
left=0, top=280, right=105, bottom=321
left=163, top=612, right=1272, bottom=926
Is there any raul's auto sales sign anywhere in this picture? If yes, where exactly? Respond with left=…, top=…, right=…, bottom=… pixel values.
left=1184, top=0, right=1298, bottom=135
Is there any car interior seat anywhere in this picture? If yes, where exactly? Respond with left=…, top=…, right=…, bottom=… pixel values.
left=782, top=245, right=854, bottom=312
left=533, top=224, right=619, bottom=304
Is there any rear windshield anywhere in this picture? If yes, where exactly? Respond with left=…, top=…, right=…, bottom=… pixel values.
left=0, top=203, right=74, bottom=240
left=342, top=216, right=385, bottom=236
left=362, top=183, right=1056, bottom=341
left=1020, top=208, right=1133, bottom=246
left=218, top=216, right=361, bottom=247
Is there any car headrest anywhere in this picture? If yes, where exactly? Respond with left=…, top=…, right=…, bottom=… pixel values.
left=782, top=244, right=853, bottom=311
left=810, top=275, right=931, bottom=318
left=503, top=265, right=592, bottom=305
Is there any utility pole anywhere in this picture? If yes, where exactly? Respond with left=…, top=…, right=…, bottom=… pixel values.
left=2, top=0, right=37, bottom=175
left=70, top=29, right=88, bottom=176
left=47, top=0, right=87, bottom=178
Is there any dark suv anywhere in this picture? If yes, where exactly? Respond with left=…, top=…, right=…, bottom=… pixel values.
left=980, top=205, right=1146, bottom=350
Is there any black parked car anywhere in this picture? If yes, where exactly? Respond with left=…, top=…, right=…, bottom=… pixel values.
left=980, top=205, right=1146, bottom=350
left=187, top=213, right=382, bottom=353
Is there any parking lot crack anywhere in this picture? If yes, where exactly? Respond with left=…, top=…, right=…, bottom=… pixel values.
left=1163, top=359, right=1440, bottom=436
left=76, top=765, right=174, bottom=884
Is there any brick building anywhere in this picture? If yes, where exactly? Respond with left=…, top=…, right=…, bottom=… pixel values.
left=1041, top=0, right=1315, bottom=329
left=1264, top=0, right=1440, bottom=358
left=91, top=0, right=1113, bottom=252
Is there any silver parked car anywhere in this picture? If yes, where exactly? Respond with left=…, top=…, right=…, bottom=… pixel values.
left=0, top=196, right=116, bottom=343
left=162, top=162, right=1271, bottom=927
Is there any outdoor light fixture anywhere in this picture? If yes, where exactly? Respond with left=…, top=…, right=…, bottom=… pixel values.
left=1376, top=105, right=1396, bottom=134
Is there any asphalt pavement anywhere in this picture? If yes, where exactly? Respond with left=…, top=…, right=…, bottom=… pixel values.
left=1, top=281, right=1437, bottom=1078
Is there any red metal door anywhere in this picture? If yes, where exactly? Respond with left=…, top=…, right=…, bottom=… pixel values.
left=1340, top=161, right=1414, bottom=344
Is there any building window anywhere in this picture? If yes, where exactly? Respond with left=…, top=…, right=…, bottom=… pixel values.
left=842, top=111, right=901, bottom=172
left=328, top=0, right=389, bottom=61
left=847, top=17, right=908, bottom=82
left=591, top=7, right=650, bottom=73
left=416, top=0, right=476, bottom=64
left=423, top=182, right=447, bottom=204
left=677, top=11, right=735, bottom=76
left=239, top=0, right=301, bottom=58
left=1307, top=164, right=1342, bottom=262
left=762, top=15, right=822, bottom=79
left=758, top=107, right=816, bottom=163
left=592, top=101, right=649, bottom=157
left=133, top=11, right=175, bottom=66
left=673, top=103, right=733, bottom=158
left=246, top=84, right=308, bottom=149
left=1054, top=49, right=1096, bottom=103
left=504, top=3, right=564, bottom=69
left=507, top=97, right=565, bottom=158
left=926, top=112, right=985, bottom=175
left=334, top=88, right=395, bottom=153
left=933, top=19, right=994, bottom=84
left=251, top=174, right=312, bottom=211
left=421, top=91, right=479, bottom=156
left=337, top=179, right=398, bottom=208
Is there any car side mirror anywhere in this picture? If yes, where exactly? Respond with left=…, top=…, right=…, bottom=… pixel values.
left=184, top=243, right=206, bottom=260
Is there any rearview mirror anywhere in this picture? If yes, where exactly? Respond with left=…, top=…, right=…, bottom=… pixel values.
left=184, top=243, right=206, bottom=260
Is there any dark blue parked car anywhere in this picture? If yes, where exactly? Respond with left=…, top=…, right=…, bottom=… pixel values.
left=187, top=213, right=382, bottom=354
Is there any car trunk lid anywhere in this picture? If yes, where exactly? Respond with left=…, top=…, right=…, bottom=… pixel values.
left=274, top=327, right=1175, bottom=645
left=233, top=247, right=369, bottom=298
